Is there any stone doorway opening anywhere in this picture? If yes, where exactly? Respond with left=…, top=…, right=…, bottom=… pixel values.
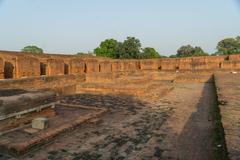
left=64, top=64, right=69, bottom=75
left=4, top=61, right=14, bottom=79
left=40, top=63, right=47, bottom=76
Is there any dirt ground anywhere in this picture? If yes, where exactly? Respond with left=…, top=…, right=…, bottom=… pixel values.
left=0, top=82, right=216, bottom=160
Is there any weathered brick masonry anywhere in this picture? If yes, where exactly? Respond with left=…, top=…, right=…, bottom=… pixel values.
left=0, top=50, right=240, bottom=80
left=0, top=58, right=3, bottom=79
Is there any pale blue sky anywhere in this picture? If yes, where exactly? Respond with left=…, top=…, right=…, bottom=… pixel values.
left=0, top=0, right=240, bottom=56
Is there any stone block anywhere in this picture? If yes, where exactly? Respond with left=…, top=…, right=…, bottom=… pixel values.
left=32, top=117, right=49, bottom=130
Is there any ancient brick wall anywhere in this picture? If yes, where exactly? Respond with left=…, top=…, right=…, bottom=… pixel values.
left=191, top=62, right=219, bottom=70
left=69, top=59, right=86, bottom=74
left=191, top=56, right=225, bottom=71
left=221, top=61, right=240, bottom=70
left=47, top=59, right=65, bottom=76
left=122, top=60, right=140, bottom=71
left=0, top=52, right=17, bottom=79
left=0, top=58, right=3, bottom=79
left=140, top=60, right=159, bottom=70
left=228, top=54, right=240, bottom=61
left=16, top=56, right=40, bottom=78
left=85, top=59, right=99, bottom=73
left=178, top=58, right=191, bottom=70
left=0, top=50, right=240, bottom=80
left=99, top=61, right=112, bottom=73
left=160, top=58, right=179, bottom=71
left=0, top=74, right=85, bottom=95
left=111, top=61, right=122, bottom=72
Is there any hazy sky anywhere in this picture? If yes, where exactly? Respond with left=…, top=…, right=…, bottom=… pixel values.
left=0, top=0, right=240, bottom=56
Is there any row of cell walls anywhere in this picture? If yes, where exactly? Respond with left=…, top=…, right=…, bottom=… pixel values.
left=0, top=55, right=68, bottom=80
left=190, top=55, right=240, bottom=71
left=69, top=56, right=233, bottom=76
left=138, top=55, right=237, bottom=72
left=190, top=56, right=226, bottom=71
left=158, top=56, right=228, bottom=72
left=139, top=59, right=159, bottom=70
left=69, top=59, right=141, bottom=75
left=38, top=58, right=70, bottom=76
left=0, top=52, right=44, bottom=79
left=220, top=54, right=240, bottom=70
left=2, top=54, right=239, bottom=80
left=32, top=54, right=240, bottom=76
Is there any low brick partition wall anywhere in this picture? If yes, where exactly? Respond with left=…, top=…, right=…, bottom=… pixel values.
left=0, top=90, right=56, bottom=119
left=0, top=74, right=85, bottom=95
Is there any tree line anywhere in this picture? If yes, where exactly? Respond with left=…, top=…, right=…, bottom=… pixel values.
left=21, top=36, right=240, bottom=58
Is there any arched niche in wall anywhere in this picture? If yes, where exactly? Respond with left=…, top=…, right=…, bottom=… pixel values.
left=4, top=61, right=14, bottom=79
left=40, top=62, right=47, bottom=76
left=84, top=63, right=87, bottom=73
left=99, top=64, right=102, bottom=72
left=64, top=63, right=69, bottom=75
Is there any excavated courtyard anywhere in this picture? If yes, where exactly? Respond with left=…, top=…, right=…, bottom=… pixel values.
left=1, top=71, right=238, bottom=160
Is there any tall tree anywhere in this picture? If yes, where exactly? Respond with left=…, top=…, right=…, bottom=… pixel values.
left=236, top=36, right=240, bottom=41
left=141, top=47, right=160, bottom=59
left=94, top=39, right=120, bottom=58
left=216, top=36, right=240, bottom=55
left=176, top=45, right=208, bottom=57
left=76, top=52, right=94, bottom=57
left=21, top=45, right=43, bottom=54
left=94, top=37, right=161, bottom=59
left=119, top=37, right=141, bottom=59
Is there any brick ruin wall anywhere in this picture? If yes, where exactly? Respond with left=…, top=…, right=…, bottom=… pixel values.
left=0, top=50, right=240, bottom=80
left=0, top=57, right=3, bottom=79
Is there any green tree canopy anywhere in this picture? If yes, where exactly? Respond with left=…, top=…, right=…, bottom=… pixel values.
left=76, top=52, right=85, bottom=55
left=21, top=45, right=43, bottom=54
left=76, top=52, right=95, bottom=57
left=94, top=39, right=120, bottom=58
left=119, top=37, right=141, bottom=59
left=94, top=37, right=161, bottom=59
left=176, top=45, right=208, bottom=57
left=141, top=47, right=161, bottom=59
left=169, top=55, right=177, bottom=58
left=216, top=36, right=240, bottom=55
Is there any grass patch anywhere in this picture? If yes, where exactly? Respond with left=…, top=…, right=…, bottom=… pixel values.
left=212, top=77, right=229, bottom=160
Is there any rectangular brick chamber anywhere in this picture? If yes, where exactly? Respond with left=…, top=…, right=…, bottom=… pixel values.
left=0, top=104, right=106, bottom=156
